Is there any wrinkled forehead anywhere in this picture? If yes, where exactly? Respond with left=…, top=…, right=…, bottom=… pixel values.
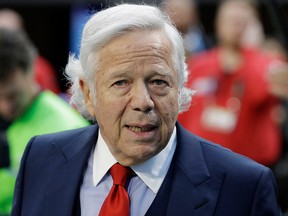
left=97, top=30, right=174, bottom=66
left=98, top=31, right=173, bottom=73
left=105, top=30, right=171, bottom=50
left=84, top=27, right=180, bottom=84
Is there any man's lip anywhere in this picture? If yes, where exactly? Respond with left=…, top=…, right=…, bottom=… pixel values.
left=125, top=123, right=157, bottom=127
left=125, top=124, right=158, bottom=132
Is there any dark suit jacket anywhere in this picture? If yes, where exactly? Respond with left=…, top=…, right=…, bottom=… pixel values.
left=12, top=123, right=279, bottom=216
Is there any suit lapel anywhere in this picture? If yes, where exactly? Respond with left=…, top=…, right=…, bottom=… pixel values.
left=43, top=125, right=98, bottom=216
left=166, top=164, right=224, bottom=216
left=147, top=123, right=225, bottom=216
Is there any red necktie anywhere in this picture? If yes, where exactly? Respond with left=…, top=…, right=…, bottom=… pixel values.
left=99, top=163, right=132, bottom=216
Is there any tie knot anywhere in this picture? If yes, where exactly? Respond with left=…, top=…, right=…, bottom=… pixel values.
left=110, top=163, right=132, bottom=187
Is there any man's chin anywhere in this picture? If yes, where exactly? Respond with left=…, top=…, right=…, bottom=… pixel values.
left=123, top=147, right=161, bottom=165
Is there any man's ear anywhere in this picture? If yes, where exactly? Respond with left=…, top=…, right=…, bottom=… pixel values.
left=79, top=78, right=95, bottom=117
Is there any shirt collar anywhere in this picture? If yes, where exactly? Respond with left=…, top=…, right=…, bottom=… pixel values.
left=93, top=127, right=177, bottom=194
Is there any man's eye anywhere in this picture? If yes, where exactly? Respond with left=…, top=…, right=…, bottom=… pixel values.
left=151, top=79, right=167, bottom=86
left=113, top=80, right=128, bottom=86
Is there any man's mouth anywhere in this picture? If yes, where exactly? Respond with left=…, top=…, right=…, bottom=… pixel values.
left=126, top=125, right=157, bottom=132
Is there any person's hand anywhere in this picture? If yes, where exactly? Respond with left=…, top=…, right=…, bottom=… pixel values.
left=267, top=61, right=288, bottom=100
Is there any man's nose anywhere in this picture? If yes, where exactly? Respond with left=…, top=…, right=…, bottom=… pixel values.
left=130, top=82, right=154, bottom=113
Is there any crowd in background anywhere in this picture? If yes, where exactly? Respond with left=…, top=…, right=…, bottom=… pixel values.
left=0, top=0, right=288, bottom=215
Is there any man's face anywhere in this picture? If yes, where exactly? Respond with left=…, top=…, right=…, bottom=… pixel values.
left=216, top=2, right=252, bottom=47
left=0, top=70, right=34, bottom=121
left=81, top=30, right=179, bottom=166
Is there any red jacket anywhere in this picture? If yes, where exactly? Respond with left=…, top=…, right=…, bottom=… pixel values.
left=179, top=48, right=281, bottom=166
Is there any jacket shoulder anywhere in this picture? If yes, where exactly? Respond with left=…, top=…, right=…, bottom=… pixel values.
left=177, top=123, right=269, bottom=177
left=28, top=125, right=98, bottom=152
left=199, top=138, right=269, bottom=178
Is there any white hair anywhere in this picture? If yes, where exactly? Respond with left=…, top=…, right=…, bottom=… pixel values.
left=65, top=3, right=194, bottom=121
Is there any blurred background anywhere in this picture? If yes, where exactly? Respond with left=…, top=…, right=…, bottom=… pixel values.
left=0, top=0, right=287, bottom=92
left=0, top=0, right=288, bottom=215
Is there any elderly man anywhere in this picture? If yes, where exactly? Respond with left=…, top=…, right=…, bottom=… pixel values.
left=12, top=4, right=279, bottom=216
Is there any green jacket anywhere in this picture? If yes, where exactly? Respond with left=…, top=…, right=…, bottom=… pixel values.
left=0, top=91, right=89, bottom=214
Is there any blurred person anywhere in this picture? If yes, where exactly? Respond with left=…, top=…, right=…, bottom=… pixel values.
left=162, top=0, right=209, bottom=57
left=0, top=29, right=89, bottom=215
left=0, top=8, right=61, bottom=94
left=12, top=4, right=279, bottom=216
left=178, top=0, right=282, bottom=167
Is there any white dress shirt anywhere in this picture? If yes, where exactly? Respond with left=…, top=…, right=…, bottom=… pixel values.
left=80, top=127, right=177, bottom=216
